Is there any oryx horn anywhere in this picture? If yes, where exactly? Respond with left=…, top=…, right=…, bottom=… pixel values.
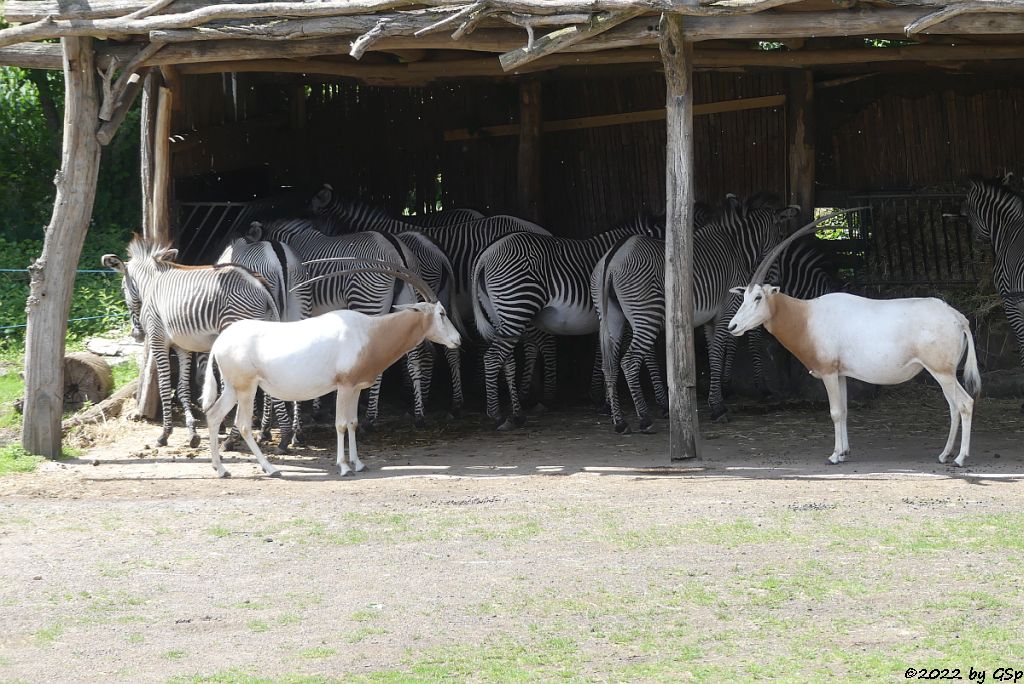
left=749, top=207, right=868, bottom=286
left=295, top=257, right=438, bottom=303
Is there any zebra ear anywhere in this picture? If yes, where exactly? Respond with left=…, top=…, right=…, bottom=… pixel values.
left=311, top=185, right=333, bottom=212
left=777, top=205, right=800, bottom=222
left=246, top=221, right=263, bottom=242
left=1002, top=171, right=1014, bottom=186
left=101, top=254, right=125, bottom=273
left=154, top=248, right=178, bottom=264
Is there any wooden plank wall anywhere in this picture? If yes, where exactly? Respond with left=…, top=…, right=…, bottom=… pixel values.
left=170, top=71, right=786, bottom=237
left=817, top=73, right=1024, bottom=193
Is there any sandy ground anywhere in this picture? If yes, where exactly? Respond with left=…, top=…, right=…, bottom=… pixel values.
left=1, top=390, right=1022, bottom=682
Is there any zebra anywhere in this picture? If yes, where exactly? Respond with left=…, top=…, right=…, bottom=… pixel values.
left=217, top=235, right=311, bottom=443
left=593, top=200, right=798, bottom=432
left=102, top=236, right=281, bottom=449
left=963, top=175, right=1024, bottom=412
left=405, top=207, right=485, bottom=227
left=250, top=219, right=430, bottom=427
left=471, top=216, right=664, bottom=429
left=309, top=185, right=557, bottom=408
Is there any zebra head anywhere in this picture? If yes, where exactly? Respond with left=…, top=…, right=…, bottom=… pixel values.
left=964, top=176, right=1024, bottom=244
left=712, top=198, right=799, bottom=274
left=102, top=236, right=178, bottom=342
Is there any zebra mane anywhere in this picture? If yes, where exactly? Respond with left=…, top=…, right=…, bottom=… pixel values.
left=126, top=234, right=172, bottom=262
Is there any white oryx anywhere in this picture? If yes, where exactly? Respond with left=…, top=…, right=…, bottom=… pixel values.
left=727, top=210, right=981, bottom=467
left=200, top=261, right=461, bottom=478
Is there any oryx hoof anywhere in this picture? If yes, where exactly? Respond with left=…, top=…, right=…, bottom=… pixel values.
left=217, top=469, right=232, bottom=479
left=267, top=469, right=283, bottom=478
left=613, top=421, right=631, bottom=435
left=188, top=434, right=201, bottom=449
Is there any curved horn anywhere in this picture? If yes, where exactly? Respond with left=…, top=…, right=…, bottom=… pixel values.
left=749, top=207, right=868, bottom=285
left=296, top=257, right=437, bottom=303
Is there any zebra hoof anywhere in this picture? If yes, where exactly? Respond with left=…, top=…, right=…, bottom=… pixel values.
left=414, top=416, right=427, bottom=428
left=273, top=444, right=289, bottom=456
left=156, top=434, right=169, bottom=447
left=639, top=417, right=654, bottom=432
left=614, top=421, right=631, bottom=434
left=598, top=402, right=612, bottom=416
left=222, top=438, right=240, bottom=452
left=640, top=425, right=658, bottom=434
left=512, top=414, right=527, bottom=428
left=1019, top=401, right=1024, bottom=415
left=496, top=418, right=519, bottom=431
left=447, top=406, right=462, bottom=419
left=188, top=434, right=201, bottom=449
left=531, top=403, right=548, bottom=415
left=710, top=407, right=729, bottom=423
left=660, top=406, right=669, bottom=418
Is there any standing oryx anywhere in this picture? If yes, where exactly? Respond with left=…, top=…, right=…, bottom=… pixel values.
left=963, top=175, right=1024, bottom=412
left=593, top=200, right=798, bottom=432
left=727, top=211, right=981, bottom=467
left=103, top=236, right=281, bottom=449
left=250, top=219, right=430, bottom=427
left=472, top=216, right=664, bottom=429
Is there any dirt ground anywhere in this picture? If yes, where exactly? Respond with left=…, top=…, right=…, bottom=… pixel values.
left=1, top=388, right=1023, bottom=683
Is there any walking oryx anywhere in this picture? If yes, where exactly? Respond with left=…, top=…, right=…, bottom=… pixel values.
left=102, top=237, right=281, bottom=449
left=472, top=216, right=664, bottom=430
left=963, top=175, right=1024, bottom=412
left=592, top=201, right=797, bottom=432
left=727, top=210, right=981, bottom=466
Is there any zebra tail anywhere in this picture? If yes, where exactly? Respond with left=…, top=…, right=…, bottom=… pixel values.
left=960, top=315, right=982, bottom=398
left=471, top=256, right=497, bottom=340
left=440, top=252, right=471, bottom=343
left=201, top=351, right=220, bottom=413
left=598, top=251, right=618, bottom=388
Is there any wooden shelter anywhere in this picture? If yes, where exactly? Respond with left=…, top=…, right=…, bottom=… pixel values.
left=2, top=0, right=1024, bottom=460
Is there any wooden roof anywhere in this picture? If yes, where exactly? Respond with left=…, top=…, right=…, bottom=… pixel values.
left=2, top=0, right=1024, bottom=85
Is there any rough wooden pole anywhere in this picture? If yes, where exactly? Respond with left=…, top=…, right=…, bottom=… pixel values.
left=516, top=79, right=543, bottom=222
left=660, top=14, right=700, bottom=461
left=787, top=70, right=815, bottom=226
left=136, top=76, right=172, bottom=419
left=22, top=37, right=102, bottom=458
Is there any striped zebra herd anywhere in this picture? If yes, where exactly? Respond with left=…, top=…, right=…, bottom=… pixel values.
left=101, top=175, right=1020, bottom=475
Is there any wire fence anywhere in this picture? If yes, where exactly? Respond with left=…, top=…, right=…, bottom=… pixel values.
left=0, top=269, right=128, bottom=335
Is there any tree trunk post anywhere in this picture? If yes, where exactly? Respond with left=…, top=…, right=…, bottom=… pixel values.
left=787, top=70, right=815, bottom=225
left=660, top=14, right=700, bottom=462
left=516, top=79, right=542, bottom=222
left=22, top=37, right=102, bottom=458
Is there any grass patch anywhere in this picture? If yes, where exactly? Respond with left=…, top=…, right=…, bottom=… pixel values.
left=207, top=525, right=232, bottom=539
left=169, top=670, right=339, bottom=684
left=247, top=620, right=269, bottom=633
left=162, top=650, right=187, bottom=661
left=34, top=623, right=63, bottom=644
left=111, top=361, right=139, bottom=390
left=0, top=444, right=43, bottom=475
left=297, top=646, right=337, bottom=660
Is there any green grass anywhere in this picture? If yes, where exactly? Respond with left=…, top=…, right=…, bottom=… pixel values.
left=296, top=646, right=337, bottom=660
left=33, top=623, right=63, bottom=645
left=162, top=650, right=187, bottom=661
left=111, top=361, right=139, bottom=390
left=169, top=671, right=339, bottom=684
left=0, top=444, right=43, bottom=475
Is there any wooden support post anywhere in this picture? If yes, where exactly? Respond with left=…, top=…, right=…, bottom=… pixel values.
left=22, top=37, right=102, bottom=458
left=516, top=79, right=542, bottom=223
left=787, top=70, right=815, bottom=226
left=660, top=14, right=700, bottom=462
left=136, top=74, right=171, bottom=419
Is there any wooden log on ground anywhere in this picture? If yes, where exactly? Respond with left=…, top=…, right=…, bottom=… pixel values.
left=22, top=37, right=103, bottom=459
left=62, top=378, right=140, bottom=430
left=62, top=352, right=115, bottom=412
left=660, top=13, right=700, bottom=461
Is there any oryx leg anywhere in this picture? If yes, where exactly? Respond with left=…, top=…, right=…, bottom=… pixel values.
left=336, top=389, right=363, bottom=476
left=174, top=348, right=201, bottom=448
left=205, top=382, right=237, bottom=478
left=820, top=373, right=848, bottom=465
left=931, top=369, right=973, bottom=467
left=838, top=375, right=850, bottom=457
left=233, top=383, right=281, bottom=478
